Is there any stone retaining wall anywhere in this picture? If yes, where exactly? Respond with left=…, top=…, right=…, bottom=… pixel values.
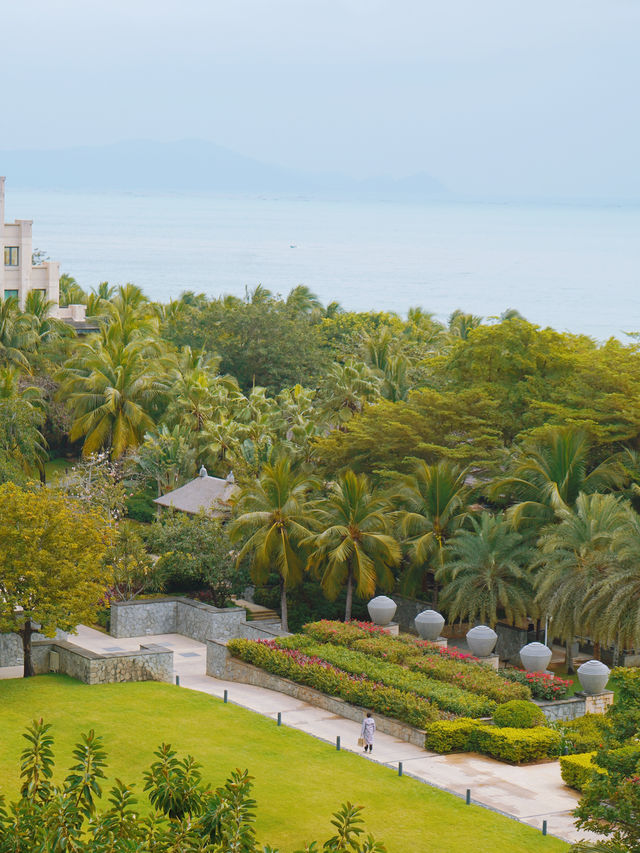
left=111, top=597, right=245, bottom=642
left=30, top=640, right=173, bottom=685
left=534, top=691, right=614, bottom=722
left=206, top=639, right=426, bottom=748
left=0, top=629, right=68, bottom=668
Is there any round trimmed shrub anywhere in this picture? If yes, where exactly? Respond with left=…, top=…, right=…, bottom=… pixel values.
left=492, top=699, right=545, bottom=729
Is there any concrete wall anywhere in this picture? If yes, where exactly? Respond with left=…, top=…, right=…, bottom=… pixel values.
left=495, top=623, right=536, bottom=664
left=31, top=639, right=173, bottom=684
left=206, top=639, right=426, bottom=748
left=110, top=597, right=247, bottom=642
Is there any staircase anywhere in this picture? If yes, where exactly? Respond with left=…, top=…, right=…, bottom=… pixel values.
left=232, top=598, right=279, bottom=623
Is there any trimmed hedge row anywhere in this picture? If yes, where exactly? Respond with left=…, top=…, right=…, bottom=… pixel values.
left=557, top=713, right=615, bottom=753
left=559, top=752, right=602, bottom=791
left=278, top=636, right=497, bottom=717
left=425, top=719, right=562, bottom=764
left=302, top=621, right=530, bottom=704
left=226, top=639, right=439, bottom=728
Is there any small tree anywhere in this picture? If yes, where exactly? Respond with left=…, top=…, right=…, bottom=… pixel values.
left=0, top=482, right=112, bottom=676
left=102, top=521, right=156, bottom=601
left=148, top=511, right=241, bottom=607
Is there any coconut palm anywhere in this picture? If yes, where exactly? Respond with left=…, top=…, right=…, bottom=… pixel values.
left=56, top=327, right=163, bottom=458
left=0, top=366, right=47, bottom=479
left=58, top=273, right=87, bottom=306
left=492, top=427, right=625, bottom=531
left=394, top=460, right=472, bottom=599
left=535, top=492, right=629, bottom=671
left=437, top=513, right=533, bottom=628
left=307, top=470, right=401, bottom=621
left=286, top=285, right=323, bottom=316
left=448, top=309, right=482, bottom=340
left=0, top=297, right=33, bottom=369
left=23, top=290, right=72, bottom=349
left=229, top=458, right=318, bottom=632
left=318, top=359, right=382, bottom=426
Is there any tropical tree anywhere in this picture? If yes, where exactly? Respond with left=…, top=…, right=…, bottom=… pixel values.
left=229, top=459, right=318, bottom=631
left=0, top=366, right=47, bottom=481
left=492, top=427, right=625, bottom=531
left=134, top=424, right=196, bottom=497
left=394, top=460, right=472, bottom=600
left=437, top=513, right=533, bottom=628
left=0, top=482, right=111, bottom=676
left=535, top=492, right=629, bottom=671
left=58, top=273, right=87, bottom=306
left=307, top=470, right=401, bottom=621
left=57, top=325, right=163, bottom=457
left=0, top=296, right=33, bottom=368
left=317, top=358, right=382, bottom=427
left=448, top=309, right=482, bottom=340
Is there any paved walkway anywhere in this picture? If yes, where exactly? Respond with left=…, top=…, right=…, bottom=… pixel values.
left=54, top=626, right=599, bottom=845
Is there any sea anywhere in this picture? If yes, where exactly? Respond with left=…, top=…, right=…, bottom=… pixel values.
left=6, top=189, right=640, bottom=341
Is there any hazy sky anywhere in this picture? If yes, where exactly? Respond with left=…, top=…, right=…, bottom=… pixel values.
left=2, top=0, right=639, bottom=198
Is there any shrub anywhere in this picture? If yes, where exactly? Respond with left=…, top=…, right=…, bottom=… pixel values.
left=424, top=719, right=482, bottom=753
left=557, top=714, right=615, bottom=753
left=473, top=726, right=561, bottom=764
left=227, top=639, right=439, bottom=729
left=424, top=720, right=561, bottom=763
left=501, top=668, right=570, bottom=700
left=302, top=621, right=530, bottom=703
left=278, top=636, right=496, bottom=717
left=492, top=700, right=546, bottom=729
left=559, top=752, right=603, bottom=791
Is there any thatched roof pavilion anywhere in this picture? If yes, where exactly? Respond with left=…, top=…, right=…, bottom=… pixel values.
left=153, top=467, right=239, bottom=518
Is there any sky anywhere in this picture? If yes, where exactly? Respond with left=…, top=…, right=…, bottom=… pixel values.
left=2, top=0, right=639, bottom=199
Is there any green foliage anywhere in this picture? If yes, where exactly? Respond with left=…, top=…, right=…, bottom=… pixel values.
left=0, top=482, right=112, bottom=676
left=559, top=753, right=602, bottom=791
left=227, top=638, right=439, bottom=728
left=277, top=636, right=497, bottom=717
left=425, top=719, right=561, bottom=763
left=557, top=714, right=614, bottom=754
left=472, top=726, right=561, bottom=764
left=424, top=719, right=483, bottom=753
left=0, top=718, right=387, bottom=852
left=148, top=511, right=241, bottom=607
left=302, top=620, right=529, bottom=703
left=102, top=520, right=157, bottom=601
left=606, top=667, right=640, bottom=742
left=491, top=700, right=546, bottom=729
left=253, top=578, right=369, bottom=633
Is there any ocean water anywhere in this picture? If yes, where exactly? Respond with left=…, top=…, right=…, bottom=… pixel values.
left=6, top=189, right=640, bottom=341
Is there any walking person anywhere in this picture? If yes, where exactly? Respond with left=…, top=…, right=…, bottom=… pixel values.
left=361, top=712, right=375, bottom=753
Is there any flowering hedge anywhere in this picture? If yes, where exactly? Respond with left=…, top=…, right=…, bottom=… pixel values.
left=502, top=668, right=571, bottom=700
left=302, top=621, right=530, bottom=704
left=277, top=636, right=497, bottom=717
left=226, top=639, right=438, bottom=728
left=425, top=719, right=561, bottom=763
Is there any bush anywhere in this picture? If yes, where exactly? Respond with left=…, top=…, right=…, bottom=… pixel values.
left=424, top=719, right=482, bottom=753
left=278, top=636, right=497, bottom=717
left=303, top=621, right=530, bottom=703
left=424, top=719, right=561, bottom=763
left=492, top=700, right=546, bottom=729
left=559, top=752, right=603, bottom=791
left=473, top=726, right=561, bottom=764
left=501, top=668, right=570, bottom=700
left=254, top=583, right=369, bottom=633
left=557, top=714, right=615, bottom=753
left=125, top=488, right=157, bottom=523
left=227, top=639, right=439, bottom=729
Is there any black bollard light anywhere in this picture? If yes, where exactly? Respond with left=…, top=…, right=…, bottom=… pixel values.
left=223, top=689, right=228, bottom=703
left=336, top=736, right=341, bottom=751
left=175, top=675, right=180, bottom=686
left=277, top=712, right=282, bottom=726
left=466, top=789, right=471, bottom=805
left=398, top=762, right=403, bottom=777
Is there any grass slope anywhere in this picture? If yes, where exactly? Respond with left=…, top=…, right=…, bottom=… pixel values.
left=0, top=676, right=567, bottom=852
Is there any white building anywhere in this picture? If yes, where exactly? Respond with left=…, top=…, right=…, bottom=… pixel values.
left=0, top=176, right=61, bottom=310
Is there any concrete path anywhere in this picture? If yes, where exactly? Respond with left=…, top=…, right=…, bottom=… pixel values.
left=58, top=625, right=601, bottom=845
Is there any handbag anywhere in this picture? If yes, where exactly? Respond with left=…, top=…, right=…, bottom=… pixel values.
left=357, top=737, right=364, bottom=747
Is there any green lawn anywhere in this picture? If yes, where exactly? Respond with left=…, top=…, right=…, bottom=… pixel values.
left=44, top=456, right=75, bottom=485
left=0, top=676, right=567, bottom=853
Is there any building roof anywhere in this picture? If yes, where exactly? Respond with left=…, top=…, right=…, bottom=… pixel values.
left=153, top=469, right=239, bottom=516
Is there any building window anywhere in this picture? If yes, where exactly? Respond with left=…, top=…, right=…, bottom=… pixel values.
left=3, top=290, right=19, bottom=301
left=4, top=247, right=19, bottom=267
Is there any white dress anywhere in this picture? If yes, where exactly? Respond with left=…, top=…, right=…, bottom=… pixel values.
left=361, top=717, right=376, bottom=745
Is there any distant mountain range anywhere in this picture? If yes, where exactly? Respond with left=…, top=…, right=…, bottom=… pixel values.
left=0, top=139, right=448, bottom=200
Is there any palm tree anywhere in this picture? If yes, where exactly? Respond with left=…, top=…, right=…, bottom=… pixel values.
left=286, top=285, right=323, bottom=315
left=0, top=366, right=47, bottom=479
left=0, top=297, right=33, bottom=369
left=58, top=273, right=87, bottom=306
left=307, top=471, right=401, bottom=621
left=229, top=459, right=318, bottom=632
left=56, top=326, right=162, bottom=458
left=535, top=493, right=629, bottom=671
left=437, top=513, right=533, bottom=628
left=492, top=427, right=625, bottom=531
left=394, top=460, right=472, bottom=600
left=318, top=359, right=382, bottom=426
left=23, top=290, right=72, bottom=349
left=448, top=309, right=482, bottom=340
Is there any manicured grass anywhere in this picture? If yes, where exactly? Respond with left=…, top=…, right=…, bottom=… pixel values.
left=0, top=676, right=567, bottom=853
left=44, top=456, right=75, bottom=485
